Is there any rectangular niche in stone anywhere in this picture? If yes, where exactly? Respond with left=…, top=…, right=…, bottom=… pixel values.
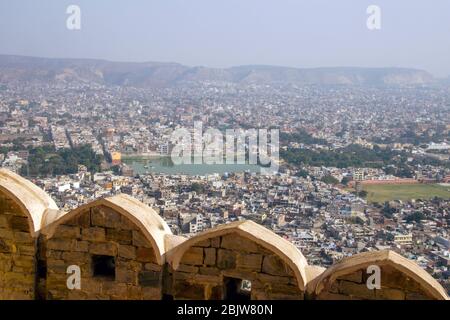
left=92, top=255, right=116, bottom=280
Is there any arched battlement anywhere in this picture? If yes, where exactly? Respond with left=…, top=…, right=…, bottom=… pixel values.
left=43, top=194, right=172, bottom=264
left=167, top=220, right=309, bottom=300
left=41, top=194, right=173, bottom=299
left=307, top=250, right=449, bottom=300
left=0, top=169, right=58, bottom=236
left=0, top=169, right=58, bottom=299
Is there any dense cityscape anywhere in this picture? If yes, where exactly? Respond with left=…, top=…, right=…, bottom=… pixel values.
left=1, top=74, right=449, bottom=294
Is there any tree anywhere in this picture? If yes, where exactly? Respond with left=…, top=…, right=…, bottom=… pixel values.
left=341, top=176, right=352, bottom=186
left=295, top=169, right=309, bottom=178
left=406, top=211, right=426, bottom=223
left=111, top=165, right=121, bottom=175
left=382, top=203, right=396, bottom=219
left=191, top=182, right=204, bottom=194
left=358, top=190, right=368, bottom=198
left=321, top=175, right=339, bottom=185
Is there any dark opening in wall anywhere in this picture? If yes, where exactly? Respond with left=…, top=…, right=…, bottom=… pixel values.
left=224, top=277, right=251, bottom=301
left=92, top=255, right=115, bottom=280
left=37, top=260, right=47, bottom=279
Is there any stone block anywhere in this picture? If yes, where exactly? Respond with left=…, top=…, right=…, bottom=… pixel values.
left=103, top=282, right=128, bottom=297
left=13, top=265, right=34, bottom=273
left=144, top=263, right=161, bottom=272
left=117, top=258, right=142, bottom=272
left=211, top=237, right=221, bottom=248
left=132, top=230, right=151, bottom=248
left=379, top=265, right=420, bottom=292
left=120, top=216, right=138, bottom=231
left=0, top=239, right=12, bottom=253
left=13, top=255, right=34, bottom=267
left=64, top=213, right=90, bottom=228
left=138, top=271, right=161, bottom=287
left=262, top=255, right=291, bottom=276
left=47, top=260, right=68, bottom=274
left=206, top=284, right=223, bottom=300
left=405, top=292, right=431, bottom=300
left=76, top=213, right=91, bottom=228
left=118, top=245, right=136, bottom=260
left=338, top=280, right=376, bottom=299
left=91, top=206, right=121, bottom=228
left=337, top=270, right=363, bottom=283
left=270, top=282, right=300, bottom=294
left=9, top=216, right=29, bottom=232
left=375, top=288, right=405, bottom=300
left=2, top=272, right=35, bottom=286
left=142, top=287, right=161, bottom=300
left=237, top=253, right=263, bottom=271
left=257, top=273, right=290, bottom=285
left=193, top=274, right=222, bottom=285
left=136, top=247, right=156, bottom=262
left=61, top=251, right=90, bottom=263
left=221, top=234, right=259, bottom=253
left=217, top=249, right=236, bottom=269
left=181, top=247, right=204, bottom=266
left=0, top=228, right=13, bottom=239
left=54, top=225, right=80, bottom=239
left=177, top=264, right=198, bottom=273
left=47, top=239, right=74, bottom=251
left=174, top=271, right=195, bottom=281
left=13, top=232, right=33, bottom=244
left=17, top=245, right=35, bottom=256
left=127, top=285, right=142, bottom=299
left=81, top=227, right=106, bottom=242
left=72, top=240, right=89, bottom=252
left=106, top=228, right=132, bottom=245
left=204, top=248, right=216, bottom=266
left=173, top=281, right=205, bottom=299
left=67, top=291, right=88, bottom=300
left=0, top=215, right=8, bottom=228
left=47, top=249, right=63, bottom=259
left=195, top=239, right=211, bottom=247
left=116, top=268, right=137, bottom=284
left=0, top=258, right=12, bottom=272
left=89, top=242, right=117, bottom=256
left=199, top=267, right=221, bottom=276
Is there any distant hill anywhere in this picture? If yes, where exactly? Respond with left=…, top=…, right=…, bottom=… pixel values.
left=0, top=54, right=436, bottom=87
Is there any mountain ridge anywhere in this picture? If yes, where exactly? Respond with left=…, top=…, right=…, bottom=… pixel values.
left=0, top=54, right=437, bottom=87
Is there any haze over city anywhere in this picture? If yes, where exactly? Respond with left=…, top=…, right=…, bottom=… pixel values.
left=1, top=0, right=450, bottom=77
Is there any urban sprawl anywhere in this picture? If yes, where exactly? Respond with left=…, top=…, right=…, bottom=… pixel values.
left=1, top=80, right=450, bottom=293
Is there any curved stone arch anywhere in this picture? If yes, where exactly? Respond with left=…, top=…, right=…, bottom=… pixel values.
left=43, top=194, right=172, bottom=265
left=168, top=220, right=309, bottom=290
left=0, top=169, right=58, bottom=236
left=308, top=250, right=449, bottom=300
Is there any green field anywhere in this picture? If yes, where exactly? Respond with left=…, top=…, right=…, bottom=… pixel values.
left=364, top=184, right=450, bottom=203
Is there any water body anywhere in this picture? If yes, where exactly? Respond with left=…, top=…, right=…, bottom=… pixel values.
left=123, top=157, right=261, bottom=175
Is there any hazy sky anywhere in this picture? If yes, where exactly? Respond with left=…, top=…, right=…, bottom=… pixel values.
left=1, top=0, right=449, bottom=77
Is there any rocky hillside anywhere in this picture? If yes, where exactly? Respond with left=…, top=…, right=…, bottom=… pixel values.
left=0, top=55, right=436, bottom=87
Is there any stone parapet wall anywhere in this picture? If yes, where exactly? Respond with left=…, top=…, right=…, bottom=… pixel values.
left=170, top=234, right=303, bottom=300
left=0, top=192, right=36, bottom=300
left=0, top=169, right=448, bottom=301
left=307, top=250, right=448, bottom=300
left=313, top=265, right=432, bottom=300
left=44, top=205, right=162, bottom=300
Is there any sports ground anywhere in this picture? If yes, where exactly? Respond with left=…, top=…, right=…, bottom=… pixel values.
left=364, top=183, right=450, bottom=203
